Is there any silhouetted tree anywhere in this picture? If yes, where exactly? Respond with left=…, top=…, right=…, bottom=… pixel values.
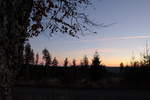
left=83, top=55, right=89, bottom=67
left=0, top=0, right=32, bottom=98
left=80, top=60, right=84, bottom=67
left=143, top=55, right=150, bottom=66
left=90, top=51, right=104, bottom=80
left=0, top=0, right=96, bottom=98
left=52, top=57, right=58, bottom=67
left=31, top=49, right=35, bottom=65
left=42, top=48, right=52, bottom=66
left=92, top=51, right=101, bottom=67
left=24, top=43, right=33, bottom=65
left=35, top=53, right=39, bottom=65
left=120, top=62, right=124, bottom=67
left=140, top=44, right=150, bottom=67
left=64, top=58, right=69, bottom=67
left=133, top=61, right=139, bottom=67
left=72, top=59, right=76, bottom=67
left=120, top=62, right=124, bottom=72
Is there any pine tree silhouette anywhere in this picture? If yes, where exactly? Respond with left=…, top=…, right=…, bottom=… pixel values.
left=92, top=51, right=101, bottom=67
left=90, top=51, right=103, bottom=81
left=24, top=43, right=33, bottom=65
left=83, top=55, right=89, bottom=67
left=64, top=58, right=69, bottom=67
left=120, top=62, right=124, bottom=72
left=42, top=48, right=52, bottom=66
left=72, top=59, right=76, bottom=67
left=31, top=49, right=35, bottom=65
left=52, top=57, right=58, bottom=67
left=35, top=53, right=39, bottom=65
left=80, top=60, right=84, bottom=67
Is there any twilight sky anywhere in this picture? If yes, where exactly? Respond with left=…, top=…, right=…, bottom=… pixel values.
left=29, top=0, right=150, bottom=66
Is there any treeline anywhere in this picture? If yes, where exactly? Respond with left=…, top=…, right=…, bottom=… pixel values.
left=23, top=42, right=60, bottom=66
left=17, top=43, right=106, bottom=83
left=119, top=48, right=150, bottom=86
left=18, top=65, right=106, bottom=84
left=17, top=43, right=150, bottom=88
left=23, top=42, right=105, bottom=67
left=18, top=43, right=150, bottom=87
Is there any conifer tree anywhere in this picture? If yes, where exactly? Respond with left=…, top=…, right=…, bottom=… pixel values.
left=31, top=49, right=35, bottom=65
left=83, top=55, right=89, bottom=67
left=35, top=53, right=39, bottom=65
left=52, top=57, right=58, bottom=67
left=72, top=59, right=76, bottom=67
left=42, top=48, right=52, bottom=66
left=0, top=0, right=96, bottom=97
left=64, top=58, right=69, bottom=67
left=80, top=60, right=84, bottom=67
left=92, top=51, right=101, bottom=67
left=24, top=43, right=33, bottom=65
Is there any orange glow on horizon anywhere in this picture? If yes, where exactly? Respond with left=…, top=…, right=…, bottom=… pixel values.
left=38, top=56, right=127, bottom=67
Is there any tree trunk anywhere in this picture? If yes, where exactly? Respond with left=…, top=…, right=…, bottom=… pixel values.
left=0, top=0, right=33, bottom=99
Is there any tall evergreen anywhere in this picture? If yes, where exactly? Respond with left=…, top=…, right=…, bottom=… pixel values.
left=52, top=57, right=58, bottom=67
left=31, top=49, right=35, bottom=65
left=92, top=51, right=101, bottom=67
left=72, top=59, right=76, bottom=67
left=80, top=60, right=84, bottom=67
left=120, top=62, right=124, bottom=72
left=35, top=53, right=39, bottom=65
left=64, top=58, right=69, bottom=67
left=42, top=48, right=52, bottom=66
left=0, top=0, right=96, bottom=97
left=83, top=55, right=89, bottom=67
left=90, top=51, right=104, bottom=81
left=24, top=43, right=33, bottom=65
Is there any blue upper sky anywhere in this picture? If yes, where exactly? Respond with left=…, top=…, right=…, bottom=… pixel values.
left=29, top=0, right=150, bottom=66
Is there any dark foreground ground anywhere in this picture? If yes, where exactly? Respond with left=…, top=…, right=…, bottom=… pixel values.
left=13, top=87, right=150, bottom=100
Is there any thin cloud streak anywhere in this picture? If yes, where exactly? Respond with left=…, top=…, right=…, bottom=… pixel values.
left=68, top=48, right=117, bottom=55
left=80, top=35, right=150, bottom=43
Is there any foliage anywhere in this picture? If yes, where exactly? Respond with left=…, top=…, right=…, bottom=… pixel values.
left=24, top=43, right=35, bottom=65
left=120, top=48, right=150, bottom=84
left=80, top=60, right=84, bottom=67
left=28, top=0, right=96, bottom=37
left=52, top=57, right=58, bottom=66
left=42, top=48, right=52, bottom=66
left=72, top=59, right=76, bottom=67
left=0, top=0, right=96, bottom=97
left=35, top=53, right=39, bottom=65
left=92, top=51, right=101, bottom=67
left=31, top=49, right=35, bottom=64
left=83, top=55, right=89, bottom=67
left=120, top=62, right=124, bottom=72
left=64, top=58, right=69, bottom=67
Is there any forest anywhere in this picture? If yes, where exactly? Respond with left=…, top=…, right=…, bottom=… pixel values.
left=14, top=42, right=150, bottom=89
left=0, top=0, right=150, bottom=99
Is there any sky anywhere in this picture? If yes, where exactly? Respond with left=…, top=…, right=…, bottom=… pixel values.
left=29, top=0, right=150, bottom=66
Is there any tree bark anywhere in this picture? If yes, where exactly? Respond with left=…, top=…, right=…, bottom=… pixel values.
left=0, top=0, right=33, bottom=99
